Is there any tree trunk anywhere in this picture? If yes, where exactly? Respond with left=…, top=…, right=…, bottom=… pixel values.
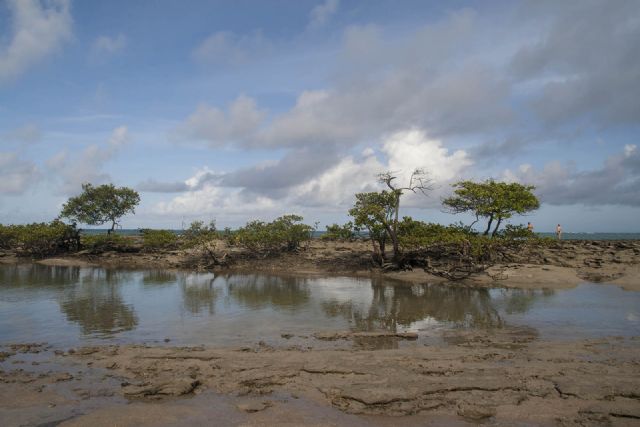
left=491, top=217, right=503, bottom=237
left=383, top=223, right=399, bottom=261
left=109, top=220, right=116, bottom=235
left=379, top=238, right=386, bottom=260
left=483, top=215, right=494, bottom=236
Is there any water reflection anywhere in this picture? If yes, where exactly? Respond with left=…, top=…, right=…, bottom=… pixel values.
left=224, top=274, right=311, bottom=310
left=498, top=288, right=556, bottom=314
left=6, top=264, right=624, bottom=348
left=180, top=273, right=217, bottom=315
left=58, top=269, right=138, bottom=336
left=0, top=263, right=80, bottom=289
left=143, top=270, right=178, bottom=287
left=322, top=280, right=505, bottom=332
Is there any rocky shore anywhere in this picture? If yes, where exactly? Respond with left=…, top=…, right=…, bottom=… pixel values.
left=2, top=239, right=639, bottom=291
left=1, top=329, right=639, bottom=426
left=1, top=239, right=639, bottom=426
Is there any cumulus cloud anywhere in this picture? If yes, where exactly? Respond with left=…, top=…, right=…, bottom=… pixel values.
left=308, top=0, right=339, bottom=31
left=0, top=0, right=72, bottom=83
left=179, top=10, right=511, bottom=151
left=166, top=1, right=639, bottom=216
left=47, top=126, right=130, bottom=195
left=173, top=95, right=266, bottom=147
left=511, top=0, right=640, bottom=126
left=155, top=129, right=471, bottom=217
left=0, top=152, right=39, bottom=194
left=504, top=144, right=640, bottom=206
left=192, top=31, right=271, bottom=66
left=137, top=179, right=190, bottom=193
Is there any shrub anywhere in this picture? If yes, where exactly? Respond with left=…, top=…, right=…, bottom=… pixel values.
left=0, top=225, right=17, bottom=249
left=141, top=229, right=179, bottom=250
left=234, top=215, right=314, bottom=253
left=81, top=233, right=134, bottom=252
left=181, top=220, right=218, bottom=248
left=497, top=224, right=534, bottom=240
left=321, top=222, right=357, bottom=240
left=0, top=221, right=80, bottom=257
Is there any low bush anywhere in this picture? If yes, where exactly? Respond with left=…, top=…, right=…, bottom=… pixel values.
left=321, top=222, right=357, bottom=240
left=141, top=229, right=179, bottom=250
left=81, top=233, right=134, bottom=252
left=181, top=220, right=218, bottom=248
left=0, top=221, right=80, bottom=257
left=234, top=215, right=314, bottom=254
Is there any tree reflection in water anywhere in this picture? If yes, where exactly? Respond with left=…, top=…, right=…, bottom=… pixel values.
left=179, top=272, right=218, bottom=315
left=142, top=270, right=178, bottom=287
left=498, top=288, right=556, bottom=314
left=0, top=264, right=80, bottom=290
left=57, top=269, right=137, bottom=337
left=223, top=274, right=311, bottom=311
left=322, top=279, right=553, bottom=333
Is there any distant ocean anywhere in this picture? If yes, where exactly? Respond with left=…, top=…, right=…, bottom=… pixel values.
left=81, top=229, right=640, bottom=240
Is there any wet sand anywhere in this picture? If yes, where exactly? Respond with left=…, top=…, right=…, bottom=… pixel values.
left=1, top=329, right=639, bottom=426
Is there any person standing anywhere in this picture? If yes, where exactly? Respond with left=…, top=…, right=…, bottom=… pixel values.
left=527, top=222, right=534, bottom=233
left=556, top=224, right=562, bottom=240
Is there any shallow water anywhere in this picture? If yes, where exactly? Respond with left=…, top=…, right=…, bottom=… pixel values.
left=0, top=264, right=638, bottom=347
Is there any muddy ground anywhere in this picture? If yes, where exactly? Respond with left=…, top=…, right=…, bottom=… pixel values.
left=1, top=328, right=639, bottom=426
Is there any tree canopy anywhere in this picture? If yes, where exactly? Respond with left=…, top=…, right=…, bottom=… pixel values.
left=442, top=180, right=539, bottom=236
left=59, top=183, right=140, bottom=234
left=349, top=169, right=432, bottom=264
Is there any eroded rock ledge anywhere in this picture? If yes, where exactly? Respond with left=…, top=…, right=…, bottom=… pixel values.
left=56, top=331, right=640, bottom=425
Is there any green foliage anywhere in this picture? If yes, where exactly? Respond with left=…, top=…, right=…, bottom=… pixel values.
left=234, top=215, right=314, bottom=253
left=397, top=217, right=479, bottom=249
left=321, top=222, right=357, bottom=240
left=348, top=191, right=396, bottom=260
left=141, top=229, right=179, bottom=250
left=181, top=220, right=218, bottom=248
left=443, top=179, right=540, bottom=236
left=81, top=233, right=133, bottom=252
left=497, top=224, right=534, bottom=240
left=60, top=183, right=140, bottom=233
left=0, top=221, right=80, bottom=257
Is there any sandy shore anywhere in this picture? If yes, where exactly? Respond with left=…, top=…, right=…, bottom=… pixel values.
left=1, top=329, right=639, bottom=426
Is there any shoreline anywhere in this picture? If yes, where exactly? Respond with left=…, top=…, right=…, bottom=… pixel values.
left=1, top=238, right=639, bottom=291
left=1, top=240, right=639, bottom=425
left=1, top=330, right=638, bottom=426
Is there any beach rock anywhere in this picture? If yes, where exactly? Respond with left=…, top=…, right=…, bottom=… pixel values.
left=236, top=400, right=273, bottom=413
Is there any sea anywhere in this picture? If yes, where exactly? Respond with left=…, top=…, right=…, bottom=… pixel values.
left=81, top=229, right=640, bottom=241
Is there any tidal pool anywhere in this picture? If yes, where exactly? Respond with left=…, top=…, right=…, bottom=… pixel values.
left=0, top=264, right=638, bottom=348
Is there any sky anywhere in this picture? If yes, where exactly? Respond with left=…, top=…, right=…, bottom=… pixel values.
left=1, top=0, right=639, bottom=232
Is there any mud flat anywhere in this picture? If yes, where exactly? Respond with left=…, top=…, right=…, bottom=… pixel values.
left=1, top=329, right=639, bottom=426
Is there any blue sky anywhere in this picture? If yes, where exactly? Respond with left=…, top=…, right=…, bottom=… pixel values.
left=1, top=0, right=639, bottom=232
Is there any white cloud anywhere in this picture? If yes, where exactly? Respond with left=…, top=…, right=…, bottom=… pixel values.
left=155, top=128, right=471, bottom=217
left=192, top=31, right=271, bottom=66
left=0, top=152, right=39, bottom=194
left=308, top=0, right=339, bottom=30
left=174, top=95, right=266, bottom=147
left=503, top=144, right=640, bottom=206
left=90, top=33, right=126, bottom=61
left=624, top=144, right=637, bottom=158
left=0, top=0, right=72, bottom=83
left=47, top=126, right=130, bottom=194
